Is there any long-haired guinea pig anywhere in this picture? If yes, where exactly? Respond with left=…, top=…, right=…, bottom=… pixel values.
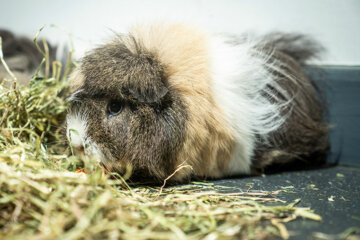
left=66, top=23, right=329, bottom=182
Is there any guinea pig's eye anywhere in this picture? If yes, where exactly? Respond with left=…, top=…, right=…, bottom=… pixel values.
left=107, top=100, right=123, bottom=118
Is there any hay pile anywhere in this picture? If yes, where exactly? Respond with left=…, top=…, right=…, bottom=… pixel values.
left=0, top=35, right=322, bottom=240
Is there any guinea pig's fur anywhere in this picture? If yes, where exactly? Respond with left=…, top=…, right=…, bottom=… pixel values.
left=66, top=23, right=329, bottom=182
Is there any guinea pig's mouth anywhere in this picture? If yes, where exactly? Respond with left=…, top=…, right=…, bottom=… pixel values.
left=129, top=170, right=166, bottom=184
left=67, top=135, right=168, bottom=183
left=67, top=135, right=104, bottom=164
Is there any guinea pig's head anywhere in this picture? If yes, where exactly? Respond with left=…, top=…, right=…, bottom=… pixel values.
left=66, top=43, right=189, bottom=181
left=66, top=24, right=236, bottom=182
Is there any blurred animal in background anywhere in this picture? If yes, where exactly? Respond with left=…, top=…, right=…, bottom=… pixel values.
left=0, top=29, right=57, bottom=86
left=63, top=23, right=329, bottom=182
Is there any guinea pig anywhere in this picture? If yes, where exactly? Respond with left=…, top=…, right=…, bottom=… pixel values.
left=66, top=23, right=329, bottom=182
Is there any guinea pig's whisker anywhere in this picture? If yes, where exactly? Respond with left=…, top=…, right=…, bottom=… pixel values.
left=66, top=89, right=84, bottom=102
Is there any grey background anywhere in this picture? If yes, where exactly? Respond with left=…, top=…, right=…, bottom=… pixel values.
left=0, top=0, right=359, bottom=65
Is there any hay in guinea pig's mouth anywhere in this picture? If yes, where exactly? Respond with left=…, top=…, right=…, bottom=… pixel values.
left=0, top=30, right=322, bottom=240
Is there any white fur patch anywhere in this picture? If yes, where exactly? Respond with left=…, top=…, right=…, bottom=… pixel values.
left=66, top=111, right=88, bottom=148
left=66, top=111, right=104, bottom=160
left=209, top=34, right=288, bottom=175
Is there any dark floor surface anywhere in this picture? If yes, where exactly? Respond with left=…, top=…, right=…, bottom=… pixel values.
left=210, top=165, right=360, bottom=239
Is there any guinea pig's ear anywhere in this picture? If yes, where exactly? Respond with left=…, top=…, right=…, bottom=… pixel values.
left=124, top=61, right=169, bottom=103
left=126, top=79, right=168, bottom=103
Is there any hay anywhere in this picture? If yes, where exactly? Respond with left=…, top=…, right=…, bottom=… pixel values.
left=0, top=33, right=322, bottom=240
